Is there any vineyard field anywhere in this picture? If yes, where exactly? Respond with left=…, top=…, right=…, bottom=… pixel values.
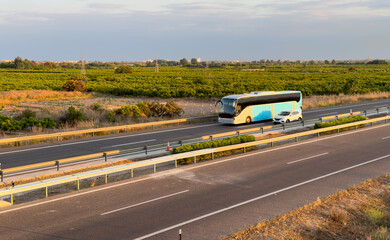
left=1, top=64, right=389, bottom=98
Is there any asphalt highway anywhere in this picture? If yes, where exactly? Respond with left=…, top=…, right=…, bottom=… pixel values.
left=0, top=121, right=389, bottom=240
left=0, top=99, right=389, bottom=168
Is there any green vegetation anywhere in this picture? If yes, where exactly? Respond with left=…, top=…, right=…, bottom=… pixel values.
left=0, top=110, right=57, bottom=131
left=0, top=63, right=389, bottom=98
left=115, top=65, right=133, bottom=74
left=172, top=135, right=255, bottom=154
left=314, top=115, right=367, bottom=129
left=110, top=101, right=183, bottom=120
left=172, top=135, right=256, bottom=164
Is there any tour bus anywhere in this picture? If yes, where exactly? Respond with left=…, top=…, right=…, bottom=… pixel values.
left=216, top=91, right=302, bottom=124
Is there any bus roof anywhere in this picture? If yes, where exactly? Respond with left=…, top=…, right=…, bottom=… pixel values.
left=222, top=91, right=301, bottom=100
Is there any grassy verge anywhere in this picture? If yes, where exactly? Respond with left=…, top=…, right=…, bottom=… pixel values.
left=314, top=115, right=367, bottom=129
left=224, top=173, right=390, bottom=240
left=172, top=135, right=256, bottom=164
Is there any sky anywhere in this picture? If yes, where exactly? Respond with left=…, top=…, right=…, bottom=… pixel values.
left=1, top=0, right=389, bottom=61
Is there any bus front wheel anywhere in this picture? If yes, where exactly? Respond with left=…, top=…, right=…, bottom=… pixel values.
left=245, top=117, right=251, bottom=124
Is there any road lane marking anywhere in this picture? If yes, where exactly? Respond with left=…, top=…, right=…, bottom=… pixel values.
left=374, top=105, right=388, bottom=108
left=0, top=123, right=388, bottom=215
left=101, top=190, right=189, bottom=216
left=101, top=139, right=157, bottom=149
left=318, top=112, right=337, bottom=116
left=0, top=123, right=219, bottom=156
left=134, top=153, right=390, bottom=240
left=382, top=136, right=390, bottom=140
left=287, top=152, right=329, bottom=165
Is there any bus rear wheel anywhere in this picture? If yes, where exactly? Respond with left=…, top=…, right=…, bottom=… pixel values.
left=245, top=117, right=251, bottom=124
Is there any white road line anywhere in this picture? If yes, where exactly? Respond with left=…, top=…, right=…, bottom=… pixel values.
left=287, top=152, right=329, bottom=165
left=101, top=190, right=189, bottom=216
left=318, top=112, right=337, bottom=116
left=101, top=139, right=156, bottom=149
left=0, top=123, right=219, bottom=156
left=0, top=123, right=388, bottom=215
left=382, top=136, right=390, bottom=140
left=134, top=153, right=390, bottom=240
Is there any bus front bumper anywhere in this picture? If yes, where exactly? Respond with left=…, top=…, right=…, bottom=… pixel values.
left=218, top=117, right=236, bottom=124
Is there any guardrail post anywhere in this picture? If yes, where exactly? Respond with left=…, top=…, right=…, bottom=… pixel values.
left=302, top=121, right=304, bottom=127
left=261, top=127, right=264, bottom=134
left=209, top=136, right=213, bottom=141
left=145, top=146, right=148, bottom=155
left=364, top=110, right=367, bottom=116
left=336, top=115, right=339, bottom=120
left=131, top=169, right=134, bottom=178
left=317, top=132, right=320, bottom=137
left=103, top=153, right=107, bottom=162
left=12, top=180, right=14, bottom=188
left=236, top=131, right=240, bottom=136
left=320, top=117, right=323, bottom=122
left=377, top=108, right=379, bottom=114
left=271, top=142, right=274, bottom=147
left=179, top=140, right=183, bottom=146
left=337, top=128, right=340, bottom=133
left=46, top=186, right=48, bottom=197
left=55, top=161, right=60, bottom=171
left=105, top=174, right=108, bottom=184
left=175, top=160, right=177, bottom=168
left=243, top=146, right=246, bottom=153
left=77, top=179, right=80, bottom=190
left=11, top=194, right=13, bottom=204
left=154, top=164, right=156, bottom=173
left=194, top=156, right=196, bottom=164
left=295, top=137, right=298, bottom=142
left=0, top=170, right=3, bottom=182
left=282, top=124, right=285, bottom=130
left=211, top=152, right=214, bottom=160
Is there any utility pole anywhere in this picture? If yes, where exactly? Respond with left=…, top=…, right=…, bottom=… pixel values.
left=155, top=57, right=159, bottom=73
left=81, top=54, right=86, bottom=77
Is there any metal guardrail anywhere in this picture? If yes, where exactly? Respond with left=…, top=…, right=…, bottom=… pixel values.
left=320, top=111, right=360, bottom=121
left=1, top=115, right=389, bottom=205
left=202, top=126, right=273, bottom=140
left=0, top=115, right=218, bottom=145
left=0, top=150, right=119, bottom=177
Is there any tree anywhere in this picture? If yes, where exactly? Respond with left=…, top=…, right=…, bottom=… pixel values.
left=62, top=78, right=87, bottom=92
left=191, top=58, right=198, bottom=65
left=115, top=65, right=133, bottom=74
left=180, top=58, right=188, bottom=66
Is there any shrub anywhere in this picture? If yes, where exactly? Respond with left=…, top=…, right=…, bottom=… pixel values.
left=41, top=117, right=57, bottom=129
left=92, top=103, right=102, bottom=111
left=115, top=105, right=141, bottom=118
left=136, top=102, right=152, bottom=117
left=314, top=115, right=367, bottom=129
left=165, top=101, right=184, bottom=117
left=172, top=135, right=256, bottom=154
left=1, top=119, right=22, bottom=131
left=115, top=65, right=133, bottom=74
left=62, top=106, right=84, bottom=125
left=62, top=79, right=87, bottom=92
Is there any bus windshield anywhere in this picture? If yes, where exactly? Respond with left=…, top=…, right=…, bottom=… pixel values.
left=219, top=98, right=236, bottom=116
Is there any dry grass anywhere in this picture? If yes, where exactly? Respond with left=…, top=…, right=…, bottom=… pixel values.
left=224, top=173, right=390, bottom=240
left=303, top=92, right=390, bottom=110
left=0, top=90, right=89, bottom=107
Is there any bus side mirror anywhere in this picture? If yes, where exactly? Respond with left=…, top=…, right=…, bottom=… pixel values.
left=215, top=100, right=221, bottom=107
